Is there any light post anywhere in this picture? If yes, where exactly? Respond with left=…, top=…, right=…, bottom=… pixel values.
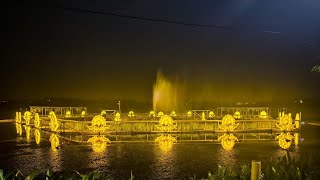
left=118, top=101, right=121, bottom=114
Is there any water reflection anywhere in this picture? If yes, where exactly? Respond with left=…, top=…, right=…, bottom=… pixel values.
left=218, top=133, right=238, bottom=151
left=15, top=123, right=22, bottom=136
left=275, top=132, right=294, bottom=149
left=50, top=134, right=60, bottom=152
left=24, top=126, right=31, bottom=142
left=88, top=135, right=111, bottom=153
left=155, top=134, right=177, bottom=153
left=34, top=129, right=41, bottom=145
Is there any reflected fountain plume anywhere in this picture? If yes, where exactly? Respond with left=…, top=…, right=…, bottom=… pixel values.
left=24, top=126, right=31, bottom=142
left=34, top=129, right=41, bottom=145
left=218, top=133, right=238, bottom=151
left=155, top=134, right=177, bottom=153
left=88, top=135, right=111, bottom=153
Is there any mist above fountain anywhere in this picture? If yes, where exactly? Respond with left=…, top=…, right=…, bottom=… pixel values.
left=153, top=70, right=180, bottom=113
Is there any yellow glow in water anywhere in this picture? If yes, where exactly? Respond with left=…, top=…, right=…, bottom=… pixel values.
left=15, top=123, right=22, bottom=136
left=155, top=134, right=177, bottom=153
left=218, top=133, right=238, bottom=151
left=128, top=111, right=135, bottom=117
left=23, top=111, right=31, bottom=125
left=209, top=111, right=215, bottom=118
left=259, top=111, right=268, bottom=118
left=276, top=132, right=293, bottom=149
left=276, top=114, right=294, bottom=131
left=25, top=126, right=31, bottom=142
left=34, top=129, right=41, bottom=145
left=295, top=113, right=300, bottom=129
left=49, top=111, right=59, bottom=132
left=187, top=111, right=192, bottom=117
left=65, top=111, right=71, bottom=118
left=294, top=133, right=299, bottom=146
left=88, top=135, right=111, bottom=153
left=88, top=115, right=109, bottom=132
left=155, top=115, right=177, bottom=131
left=34, top=113, right=40, bottom=128
left=50, top=134, right=60, bottom=152
left=233, top=111, right=241, bottom=119
left=157, top=111, right=164, bottom=117
left=218, top=115, right=239, bottom=131
left=81, top=111, right=86, bottom=117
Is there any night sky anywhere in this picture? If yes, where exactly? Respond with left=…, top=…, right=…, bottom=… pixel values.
left=2, top=0, right=320, bottom=103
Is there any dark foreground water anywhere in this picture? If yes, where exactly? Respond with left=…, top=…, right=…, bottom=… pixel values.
left=1, top=122, right=320, bottom=179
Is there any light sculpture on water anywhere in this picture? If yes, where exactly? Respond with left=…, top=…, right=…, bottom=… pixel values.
left=49, top=111, right=59, bottom=132
left=114, top=112, right=121, bottom=122
left=65, top=111, right=71, bottom=118
left=276, top=114, right=294, bottom=131
left=209, top=111, right=215, bottom=118
left=276, top=132, right=294, bottom=149
left=34, top=113, right=40, bottom=128
left=259, top=111, right=268, bottom=118
left=155, top=115, right=177, bottom=132
left=88, top=135, right=111, bottom=153
left=23, top=111, right=31, bottom=125
left=128, top=111, right=135, bottom=117
left=218, top=133, right=238, bottom=150
left=155, top=134, right=177, bottom=153
left=15, top=112, right=22, bottom=123
left=88, top=115, right=110, bottom=132
left=218, top=115, right=239, bottom=131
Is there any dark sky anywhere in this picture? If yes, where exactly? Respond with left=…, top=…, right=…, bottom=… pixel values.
left=2, top=0, right=320, bottom=103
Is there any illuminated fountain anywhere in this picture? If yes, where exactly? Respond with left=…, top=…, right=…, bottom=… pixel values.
left=88, top=135, right=111, bottom=153
left=155, top=115, right=177, bottom=132
left=218, top=133, right=238, bottom=151
left=15, top=112, right=22, bottom=123
left=276, top=132, right=294, bottom=149
left=218, top=115, right=239, bottom=131
left=34, top=113, right=40, bottom=128
left=153, top=70, right=179, bottom=113
left=128, top=111, right=135, bottom=117
left=34, top=129, right=41, bottom=145
left=23, top=111, right=31, bottom=125
left=259, top=111, right=268, bottom=118
left=49, top=111, right=59, bottom=132
left=155, top=134, right=177, bottom=153
left=276, top=114, right=294, bottom=131
left=50, top=134, right=60, bottom=152
left=88, top=115, right=110, bottom=133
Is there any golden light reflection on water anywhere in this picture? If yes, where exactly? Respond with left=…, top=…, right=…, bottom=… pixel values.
left=24, top=126, right=31, bottom=142
left=218, top=133, right=238, bottom=151
left=34, top=113, right=40, bottom=128
left=15, top=123, right=22, bottom=136
left=50, top=134, right=60, bottom=152
left=155, top=134, right=177, bottom=153
left=88, top=135, right=111, bottom=153
left=34, top=129, right=41, bottom=145
left=276, top=132, right=294, bottom=149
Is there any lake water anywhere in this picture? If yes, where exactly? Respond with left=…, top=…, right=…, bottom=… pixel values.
left=1, top=122, right=320, bottom=179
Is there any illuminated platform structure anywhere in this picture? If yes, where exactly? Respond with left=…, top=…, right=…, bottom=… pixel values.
left=15, top=105, right=302, bottom=134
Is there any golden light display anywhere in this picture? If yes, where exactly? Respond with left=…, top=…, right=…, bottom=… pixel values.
left=49, top=111, right=59, bottom=132
left=149, top=111, right=155, bottom=117
left=218, top=115, right=239, bottom=131
left=157, top=111, right=164, bottom=117
left=101, top=110, right=107, bottom=115
left=276, top=114, right=294, bottom=131
left=295, top=113, right=300, bottom=129
left=34, top=129, right=41, bottom=145
left=65, top=111, right=71, bottom=118
left=187, top=111, right=192, bottom=117
left=34, top=113, right=40, bottom=128
left=25, top=125, right=31, bottom=142
left=209, top=111, right=215, bottom=118
left=155, top=134, right=177, bottom=153
left=88, top=115, right=110, bottom=132
left=23, top=111, right=31, bottom=125
left=294, top=133, right=300, bottom=146
left=170, top=111, right=177, bottom=117
left=15, top=123, right=22, bottom=136
left=87, top=135, right=111, bottom=153
left=233, top=111, right=241, bottom=119
left=114, top=112, right=121, bottom=122
left=276, top=132, right=294, bottom=149
left=201, top=112, right=206, bottom=120
left=50, top=134, right=60, bottom=152
left=218, top=133, right=238, bottom=151
left=259, top=111, right=268, bottom=118
left=155, top=115, right=177, bottom=132
left=15, top=112, right=22, bottom=123
left=128, top=111, right=135, bottom=117
left=81, top=111, right=86, bottom=117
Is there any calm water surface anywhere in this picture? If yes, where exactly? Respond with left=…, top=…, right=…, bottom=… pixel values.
left=1, top=122, right=320, bottom=179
